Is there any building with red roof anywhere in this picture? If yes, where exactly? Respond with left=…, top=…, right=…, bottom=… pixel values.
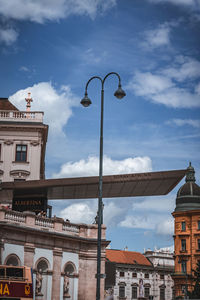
left=105, top=248, right=174, bottom=300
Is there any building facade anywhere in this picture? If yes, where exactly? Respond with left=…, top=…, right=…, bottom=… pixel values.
left=0, top=207, right=108, bottom=300
left=105, top=248, right=174, bottom=300
left=0, top=96, right=108, bottom=300
left=172, top=163, right=200, bottom=299
left=0, top=96, right=48, bottom=208
left=0, top=96, right=48, bottom=182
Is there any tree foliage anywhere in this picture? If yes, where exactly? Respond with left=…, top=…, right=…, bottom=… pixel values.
left=189, top=260, right=200, bottom=299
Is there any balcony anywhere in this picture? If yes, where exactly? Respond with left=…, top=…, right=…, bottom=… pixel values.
left=0, top=110, right=44, bottom=123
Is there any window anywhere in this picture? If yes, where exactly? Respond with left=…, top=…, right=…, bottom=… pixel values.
left=132, top=286, right=137, bottom=299
left=37, top=260, right=48, bottom=273
left=16, top=144, right=27, bottom=162
left=120, top=271, right=124, bottom=277
left=64, top=263, right=75, bottom=275
left=144, top=273, right=149, bottom=279
left=132, top=272, right=137, bottom=278
left=181, top=221, right=186, bottom=231
left=160, top=274, right=164, bottom=280
left=198, top=220, right=200, bottom=230
left=181, top=285, right=186, bottom=294
left=198, top=239, right=200, bottom=250
left=181, top=261, right=187, bottom=273
left=160, top=287, right=165, bottom=300
left=144, top=287, right=150, bottom=298
left=119, top=285, right=125, bottom=298
left=5, top=255, right=20, bottom=266
left=181, top=239, right=186, bottom=251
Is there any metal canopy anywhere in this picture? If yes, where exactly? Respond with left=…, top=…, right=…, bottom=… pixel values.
left=1, top=169, right=186, bottom=200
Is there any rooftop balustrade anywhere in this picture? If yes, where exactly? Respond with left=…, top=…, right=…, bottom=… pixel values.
left=0, top=110, right=44, bottom=123
left=0, top=207, right=105, bottom=239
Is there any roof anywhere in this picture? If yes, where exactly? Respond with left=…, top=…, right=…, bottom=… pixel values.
left=175, top=163, right=200, bottom=212
left=106, top=249, right=152, bottom=266
left=0, top=98, right=19, bottom=111
left=1, top=169, right=187, bottom=200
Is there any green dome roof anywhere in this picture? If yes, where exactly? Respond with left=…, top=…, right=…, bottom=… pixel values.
left=175, top=163, right=200, bottom=212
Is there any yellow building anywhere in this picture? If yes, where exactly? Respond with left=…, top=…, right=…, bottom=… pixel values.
left=172, top=163, right=200, bottom=298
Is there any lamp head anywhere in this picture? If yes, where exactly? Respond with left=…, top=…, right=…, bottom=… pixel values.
left=80, top=93, right=92, bottom=107
left=114, top=84, right=126, bottom=99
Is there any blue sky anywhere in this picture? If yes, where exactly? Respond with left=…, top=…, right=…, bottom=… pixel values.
left=1, top=0, right=200, bottom=252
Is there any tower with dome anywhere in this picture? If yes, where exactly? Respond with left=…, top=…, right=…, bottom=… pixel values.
left=172, top=163, right=200, bottom=298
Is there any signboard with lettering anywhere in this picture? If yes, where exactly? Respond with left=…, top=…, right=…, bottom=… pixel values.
left=12, top=197, right=47, bottom=213
left=0, top=281, right=33, bottom=298
left=11, top=186, right=48, bottom=214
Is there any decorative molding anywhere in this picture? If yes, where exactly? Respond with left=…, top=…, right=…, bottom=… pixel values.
left=61, top=272, right=79, bottom=278
left=24, top=244, right=35, bottom=253
left=4, top=140, right=14, bottom=145
left=53, top=248, right=63, bottom=257
left=10, top=169, right=30, bottom=178
left=118, top=282, right=126, bottom=286
left=30, top=140, right=40, bottom=146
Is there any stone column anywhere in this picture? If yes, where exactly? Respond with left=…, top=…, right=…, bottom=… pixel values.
left=51, top=248, right=63, bottom=300
left=24, top=243, right=35, bottom=267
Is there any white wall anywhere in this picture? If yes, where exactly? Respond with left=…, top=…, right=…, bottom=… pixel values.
left=3, top=243, right=24, bottom=265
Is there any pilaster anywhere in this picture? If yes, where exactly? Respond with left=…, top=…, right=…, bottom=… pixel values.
left=51, top=248, right=63, bottom=300
left=24, top=243, right=35, bottom=267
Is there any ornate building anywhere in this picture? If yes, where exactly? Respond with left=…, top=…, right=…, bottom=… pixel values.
left=0, top=207, right=108, bottom=300
left=0, top=96, right=108, bottom=300
left=172, top=163, right=200, bottom=298
left=0, top=96, right=48, bottom=206
left=105, top=248, right=174, bottom=300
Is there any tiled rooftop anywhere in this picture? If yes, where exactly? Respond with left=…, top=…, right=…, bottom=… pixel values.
left=0, top=98, right=19, bottom=111
left=106, top=249, right=152, bottom=266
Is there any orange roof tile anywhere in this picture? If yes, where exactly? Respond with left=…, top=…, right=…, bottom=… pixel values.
left=106, top=249, right=152, bottom=266
left=0, top=98, right=19, bottom=111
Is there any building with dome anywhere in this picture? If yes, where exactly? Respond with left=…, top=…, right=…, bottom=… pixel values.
left=172, top=163, right=200, bottom=298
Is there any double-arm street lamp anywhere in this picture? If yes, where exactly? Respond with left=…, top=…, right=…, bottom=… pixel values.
left=81, top=72, right=126, bottom=300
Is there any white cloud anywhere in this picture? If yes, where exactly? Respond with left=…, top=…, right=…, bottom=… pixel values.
left=103, top=202, right=125, bottom=226
left=60, top=202, right=95, bottom=223
left=128, top=56, right=200, bottom=108
left=58, top=200, right=127, bottom=225
left=143, top=24, right=171, bottom=49
left=19, top=66, right=30, bottom=72
left=53, top=155, right=152, bottom=178
left=0, top=27, right=18, bottom=45
left=156, top=217, right=174, bottom=236
left=0, top=0, right=116, bottom=23
left=132, top=196, right=175, bottom=213
left=120, top=213, right=174, bottom=237
left=9, top=82, right=79, bottom=134
left=130, top=72, right=174, bottom=95
left=163, top=57, right=200, bottom=82
left=167, top=118, right=200, bottom=128
left=119, top=214, right=162, bottom=230
left=82, top=48, right=108, bottom=65
left=0, top=0, right=116, bottom=45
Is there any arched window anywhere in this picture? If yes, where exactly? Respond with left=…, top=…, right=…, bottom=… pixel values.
left=36, top=259, right=49, bottom=273
left=64, top=262, right=75, bottom=275
left=5, top=254, right=20, bottom=266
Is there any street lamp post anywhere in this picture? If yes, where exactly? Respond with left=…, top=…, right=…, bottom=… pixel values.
left=81, top=72, right=126, bottom=300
